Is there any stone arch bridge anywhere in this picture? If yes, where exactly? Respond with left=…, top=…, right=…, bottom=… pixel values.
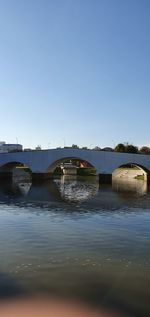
left=0, top=148, right=150, bottom=183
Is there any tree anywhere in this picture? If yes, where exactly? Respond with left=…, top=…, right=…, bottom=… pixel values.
left=114, top=143, right=126, bottom=152
left=35, top=145, right=41, bottom=150
left=71, top=144, right=79, bottom=149
left=139, top=146, right=150, bottom=154
left=125, top=144, right=138, bottom=154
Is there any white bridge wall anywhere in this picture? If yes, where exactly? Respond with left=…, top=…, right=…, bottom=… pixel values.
left=0, top=149, right=150, bottom=174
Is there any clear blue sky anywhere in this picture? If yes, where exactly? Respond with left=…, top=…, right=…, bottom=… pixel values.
left=0, top=0, right=150, bottom=149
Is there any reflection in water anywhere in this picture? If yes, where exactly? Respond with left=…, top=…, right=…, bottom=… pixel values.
left=0, top=180, right=31, bottom=200
left=0, top=178, right=150, bottom=316
left=0, top=177, right=149, bottom=208
left=0, top=176, right=99, bottom=205
left=112, top=179, right=147, bottom=197
left=54, top=176, right=99, bottom=202
left=13, top=167, right=32, bottom=183
left=17, top=182, right=32, bottom=195
left=26, top=181, right=62, bottom=204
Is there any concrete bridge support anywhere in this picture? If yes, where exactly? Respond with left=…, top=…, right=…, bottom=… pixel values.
left=32, top=172, right=52, bottom=183
left=99, top=174, right=112, bottom=184
left=146, top=173, right=150, bottom=183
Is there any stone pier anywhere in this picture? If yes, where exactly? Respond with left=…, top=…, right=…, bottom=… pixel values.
left=99, top=174, right=112, bottom=184
left=32, top=172, right=52, bottom=183
left=146, top=173, right=150, bottom=183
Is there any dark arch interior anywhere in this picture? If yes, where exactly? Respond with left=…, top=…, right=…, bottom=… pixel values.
left=0, top=162, right=32, bottom=182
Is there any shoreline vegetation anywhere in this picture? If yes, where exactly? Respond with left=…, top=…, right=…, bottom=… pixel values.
left=134, top=175, right=145, bottom=180
left=56, top=143, right=150, bottom=155
left=2, top=143, right=150, bottom=155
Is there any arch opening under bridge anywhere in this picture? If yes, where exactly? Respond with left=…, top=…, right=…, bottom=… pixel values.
left=46, top=157, right=97, bottom=176
left=112, top=163, right=150, bottom=182
left=0, top=161, right=32, bottom=182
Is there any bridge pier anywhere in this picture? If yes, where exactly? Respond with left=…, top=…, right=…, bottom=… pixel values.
left=99, top=174, right=112, bottom=184
left=147, top=173, right=150, bottom=183
left=32, top=172, right=52, bottom=183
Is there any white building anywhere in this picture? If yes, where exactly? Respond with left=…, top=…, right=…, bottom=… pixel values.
left=0, top=142, right=23, bottom=153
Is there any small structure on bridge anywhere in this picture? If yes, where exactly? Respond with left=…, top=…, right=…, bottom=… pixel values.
left=60, top=162, right=78, bottom=175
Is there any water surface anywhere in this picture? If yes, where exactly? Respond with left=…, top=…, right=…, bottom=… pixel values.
left=0, top=176, right=150, bottom=316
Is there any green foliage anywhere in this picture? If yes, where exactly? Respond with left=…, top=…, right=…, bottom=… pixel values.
left=71, top=144, right=79, bottom=149
left=77, top=167, right=97, bottom=176
left=114, top=143, right=126, bottom=152
left=139, top=146, right=150, bottom=154
left=134, top=175, right=144, bottom=180
left=125, top=144, right=138, bottom=153
left=115, top=143, right=138, bottom=154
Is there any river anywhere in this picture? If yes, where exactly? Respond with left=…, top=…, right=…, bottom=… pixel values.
left=0, top=176, right=149, bottom=316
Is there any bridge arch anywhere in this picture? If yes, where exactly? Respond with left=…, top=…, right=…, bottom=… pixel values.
left=46, top=157, right=97, bottom=175
left=0, top=161, right=29, bottom=171
left=0, top=161, right=32, bottom=181
left=113, top=162, right=150, bottom=173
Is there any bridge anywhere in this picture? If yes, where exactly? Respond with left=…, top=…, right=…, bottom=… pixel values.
left=0, top=148, right=150, bottom=183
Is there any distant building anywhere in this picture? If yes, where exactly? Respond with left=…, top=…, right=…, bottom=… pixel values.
left=35, top=145, right=42, bottom=150
left=0, top=142, right=23, bottom=153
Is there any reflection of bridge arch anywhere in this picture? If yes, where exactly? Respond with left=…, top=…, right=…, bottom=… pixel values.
left=54, top=176, right=99, bottom=203
left=112, top=178, right=147, bottom=197
left=46, top=157, right=96, bottom=173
